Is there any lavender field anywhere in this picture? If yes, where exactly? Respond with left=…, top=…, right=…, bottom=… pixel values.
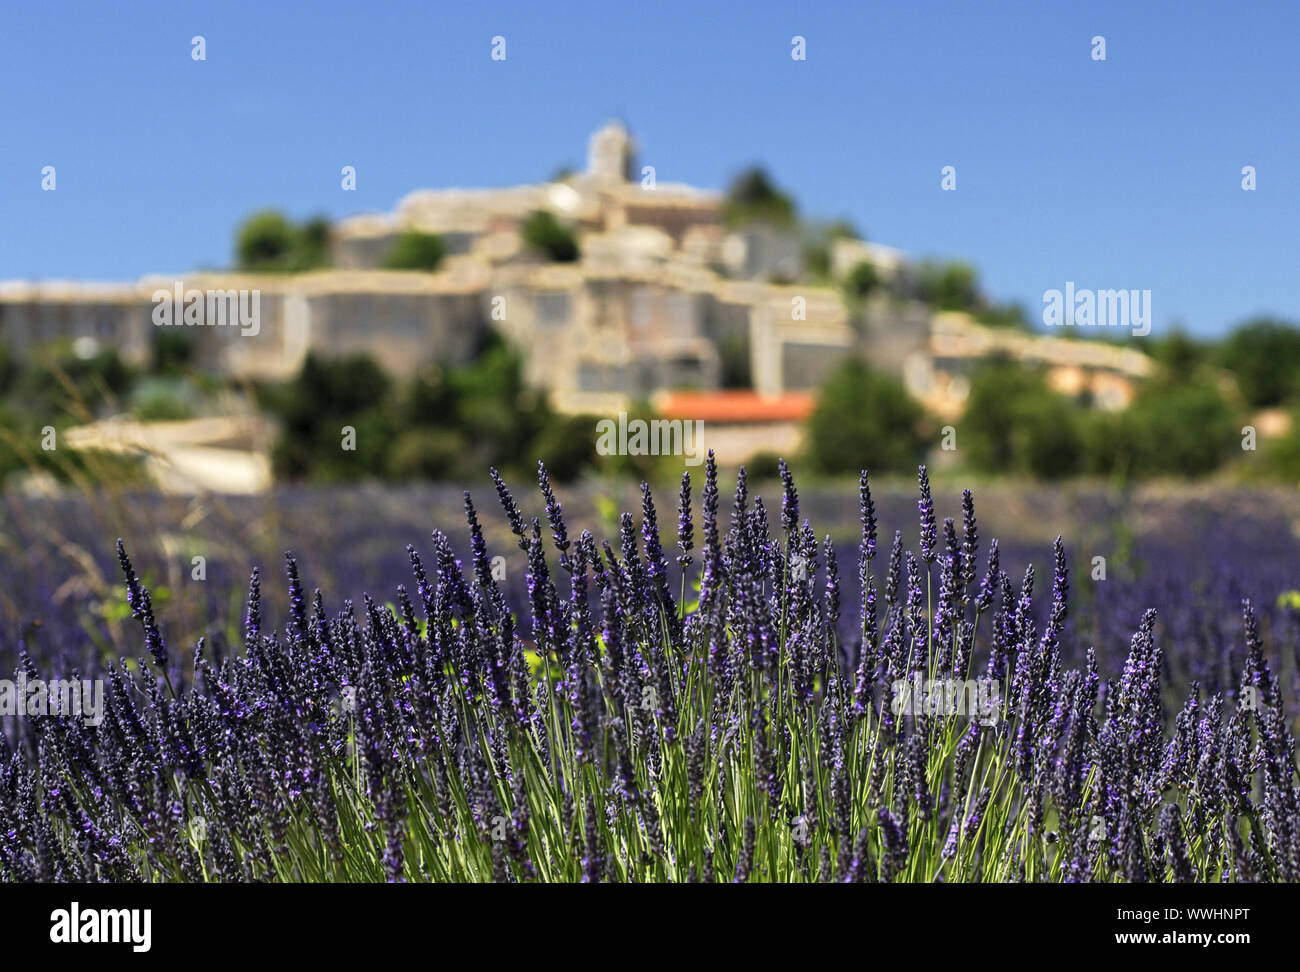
left=2, top=463, right=1299, bottom=882
left=4, top=475, right=1298, bottom=690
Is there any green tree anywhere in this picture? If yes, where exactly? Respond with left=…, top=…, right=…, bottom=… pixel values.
left=296, top=216, right=332, bottom=271
left=804, top=220, right=860, bottom=280
left=918, top=261, right=981, bottom=312
left=0, top=342, right=17, bottom=397
left=1146, top=327, right=1208, bottom=376
left=235, top=210, right=331, bottom=272
left=151, top=328, right=194, bottom=375
left=15, top=347, right=132, bottom=419
left=1013, top=395, right=1084, bottom=478
left=1262, top=407, right=1300, bottom=482
left=236, top=210, right=297, bottom=271
left=961, top=362, right=1083, bottom=478
left=722, top=167, right=796, bottom=227
left=590, top=404, right=686, bottom=481
left=532, top=413, right=599, bottom=482
left=521, top=211, right=580, bottom=263
left=977, top=302, right=1030, bottom=330
left=400, top=332, right=587, bottom=481
left=844, top=261, right=880, bottom=300
left=403, top=364, right=457, bottom=427
left=131, top=380, right=195, bottom=421
left=387, top=427, right=470, bottom=480
left=0, top=347, right=139, bottom=484
left=824, top=220, right=860, bottom=241
left=383, top=231, right=446, bottom=271
left=1088, top=382, right=1239, bottom=479
left=743, top=451, right=784, bottom=481
left=717, top=334, right=752, bottom=389
left=1221, top=318, right=1300, bottom=407
left=804, top=359, right=926, bottom=475
left=266, top=352, right=394, bottom=480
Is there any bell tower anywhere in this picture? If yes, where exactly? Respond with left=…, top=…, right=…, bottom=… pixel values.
left=587, top=121, right=635, bottom=185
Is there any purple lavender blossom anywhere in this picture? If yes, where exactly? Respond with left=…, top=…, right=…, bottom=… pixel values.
left=916, top=465, right=937, bottom=564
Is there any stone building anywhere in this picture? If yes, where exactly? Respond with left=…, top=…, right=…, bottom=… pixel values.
left=0, top=123, right=1150, bottom=464
left=0, top=124, right=857, bottom=413
left=0, top=281, right=153, bottom=366
left=916, top=311, right=1152, bottom=418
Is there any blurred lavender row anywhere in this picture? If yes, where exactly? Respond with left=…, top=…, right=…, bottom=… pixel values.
left=4, top=480, right=1299, bottom=704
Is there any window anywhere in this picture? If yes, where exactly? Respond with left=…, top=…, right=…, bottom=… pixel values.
left=577, top=362, right=625, bottom=392
left=630, top=291, right=655, bottom=329
left=535, top=293, right=571, bottom=328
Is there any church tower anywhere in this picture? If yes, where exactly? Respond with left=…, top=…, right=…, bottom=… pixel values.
left=586, top=121, right=635, bottom=185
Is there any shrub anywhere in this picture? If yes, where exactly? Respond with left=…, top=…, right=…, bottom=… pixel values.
left=844, top=261, right=880, bottom=300
left=531, top=413, right=599, bottom=482
left=521, top=211, right=579, bottom=263
left=235, top=210, right=332, bottom=272
left=386, top=427, right=469, bottom=480
left=264, top=337, right=592, bottom=483
left=716, top=334, right=751, bottom=389
left=265, top=352, right=394, bottom=481
left=722, top=166, right=796, bottom=227
left=383, top=231, right=446, bottom=272
left=1221, top=317, right=1300, bottom=407
left=743, top=450, right=784, bottom=481
left=130, top=380, right=196, bottom=422
left=960, top=362, right=1083, bottom=478
left=297, top=216, right=333, bottom=271
left=235, top=210, right=297, bottom=271
left=976, top=302, right=1030, bottom=330
left=916, top=260, right=980, bottom=312
left=1262, top=408, right=1300, bottom=482
left=0, top=342, right=16, bottom=396
left=13, top=347, right=133, bottom=419
left=1145, top=327, right=1208, bottom=375
left=804, top=358, right=926, bottom=475
left=803, top=220, right=859, bottom=280
left=151, top=328, right=194, bottom=375
left=1091, top=382, right=1240, bottom=479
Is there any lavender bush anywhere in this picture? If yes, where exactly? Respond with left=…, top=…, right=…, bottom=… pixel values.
left=1, top=456, right=1297, bottom=882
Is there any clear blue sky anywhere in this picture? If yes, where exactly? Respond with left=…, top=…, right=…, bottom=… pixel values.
left=2, top=0, right=1296, bottom=337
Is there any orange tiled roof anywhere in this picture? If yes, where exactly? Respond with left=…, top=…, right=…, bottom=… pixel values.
left=654, top=390, right=815, bottom=424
